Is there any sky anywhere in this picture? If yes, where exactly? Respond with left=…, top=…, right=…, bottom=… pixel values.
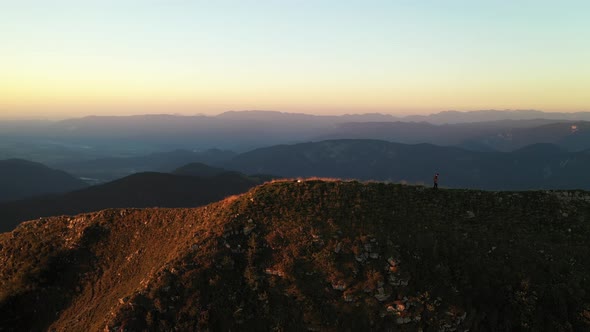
left=1, top=0, right=589, bottom=119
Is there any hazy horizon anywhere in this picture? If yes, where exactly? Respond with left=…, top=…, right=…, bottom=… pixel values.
left=2, top=1, right=589, bottom=120
left=2, top=108, right=590, bottom=122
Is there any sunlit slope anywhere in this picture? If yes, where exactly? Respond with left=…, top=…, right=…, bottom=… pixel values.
left=1, top=180, right=589, bottom=331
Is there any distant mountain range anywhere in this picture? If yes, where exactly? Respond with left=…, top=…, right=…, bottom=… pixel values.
left=3, top=136, right=590, bottom=208
left=313, top=120, right=590, bottom=151
left=52, top=149, right=236, bottom=182
left=172, top=162, right=230, bottom=177
left=0, top=159, right=88, bottom=202
left=225, top=139, right=590, bottom=190
left=2, top=180, right=589, bottom=330
left=2, top=110, right=590, bottom=166
left=37, top=117, right=590, bottom=183
left=402, top=109, right=590, bottom=124
left=0, top=164, right=275, bottom=233
left=21, top=138, right=590, bottom=191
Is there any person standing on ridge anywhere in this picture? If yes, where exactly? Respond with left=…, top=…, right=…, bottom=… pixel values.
left=433, top=173, right=439, bottom=190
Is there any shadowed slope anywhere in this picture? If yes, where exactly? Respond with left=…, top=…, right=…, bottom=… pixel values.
left=1, top=181, right=590, bottom=331
left=0, top=171, right=268, bottom=233
left=0, top=159, right=88, bottom=202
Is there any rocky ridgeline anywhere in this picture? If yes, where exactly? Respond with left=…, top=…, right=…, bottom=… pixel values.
left=1, top=180, right=590, bottom=331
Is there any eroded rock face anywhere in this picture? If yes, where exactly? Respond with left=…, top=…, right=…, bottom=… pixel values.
left=1, top=180, right=590, bottom=331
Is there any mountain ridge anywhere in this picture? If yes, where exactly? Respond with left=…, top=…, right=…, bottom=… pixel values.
left=0, top=169, right=272, bottom=233
left=226, top=139, right=590, bottom=190
left=53, top=109, right=590, bottom=124
left=1, top=180, right=589, bottom=331
left=3, top=111, right=590, bottom=166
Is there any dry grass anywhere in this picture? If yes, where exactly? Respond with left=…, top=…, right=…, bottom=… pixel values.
left=268, top=177, right=360, bottom=184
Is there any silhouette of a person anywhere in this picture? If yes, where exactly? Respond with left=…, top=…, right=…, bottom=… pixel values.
left=433, top=173, right=439, bottom=190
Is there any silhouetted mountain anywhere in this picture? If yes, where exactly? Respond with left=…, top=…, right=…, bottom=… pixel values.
left=404, top=109, right=590, bottom=124
left=2, top=180, right=589, bottom=330
left=3, top=111, right=590, bottom=165
left=0, top=170, right=270, bottom=233
left=47, top=112, right=343, bottom=152
left=226, top=140, right=590, bottom=190
left=3, top=111, right=590, bottom=166
left=217, top=110, right=330, bottom=122
left=172, top=162, right=229, bottom=177
left=0, top=159, right=88, bottom=202
left=313, top=119, right=590, bottom=152
left=467, top=121, right=590, bottom=152
left=172, top=162, right=277, bottom=182
left=217, top=110, right=400, bottom=123
left=53, top=149, right=236, bottom=182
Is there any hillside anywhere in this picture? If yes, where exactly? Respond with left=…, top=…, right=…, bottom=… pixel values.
left=1, top=180, right=590, bottom=331
left=226, top=139, right=590, bottom=190
left=0, top=159, right=88, bottom=202
left=0, top=171, right=270, bottom=233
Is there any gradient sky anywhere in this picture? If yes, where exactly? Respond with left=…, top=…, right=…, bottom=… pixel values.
left=1, top=0, right=589, bottom=119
